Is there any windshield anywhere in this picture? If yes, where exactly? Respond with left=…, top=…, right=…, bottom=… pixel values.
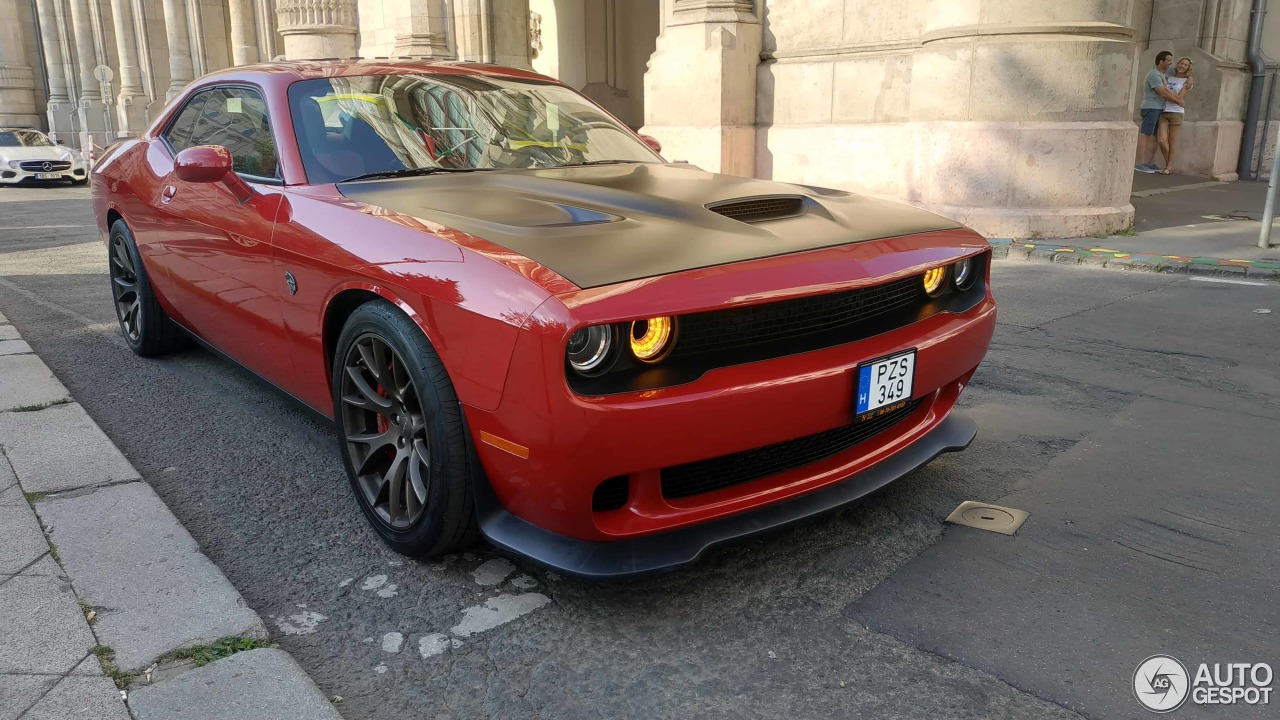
left=0, top=130, right=54, bottom=147
left=288, top=74, right=661, bottom=184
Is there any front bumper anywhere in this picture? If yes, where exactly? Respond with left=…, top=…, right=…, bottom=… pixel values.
left=476, top=411, right=977, bottom=579
left=0, top=166, right=87, bottom=184
left=467, top=285, right=995, bottom=538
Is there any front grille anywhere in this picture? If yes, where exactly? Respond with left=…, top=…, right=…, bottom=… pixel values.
left=707, top=196, right=805, bottom=223
left=661, top=397, right=924, bottom=500
left=671, top=276, right=924, bottom=359
left=19, top=161, right=71, bottom=172
left=592, top=476, right=630, bottom=512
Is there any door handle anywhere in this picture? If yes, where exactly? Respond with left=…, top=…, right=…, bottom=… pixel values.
left=161, top=185, right=176, bottom=204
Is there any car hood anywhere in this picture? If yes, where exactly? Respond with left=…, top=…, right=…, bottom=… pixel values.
left=0, top=146, right=76, bottom=161
left=337, top=163, right=962, bottom=289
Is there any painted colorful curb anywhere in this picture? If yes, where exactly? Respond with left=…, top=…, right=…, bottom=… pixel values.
left=988, top=239, right=1280, bottom=280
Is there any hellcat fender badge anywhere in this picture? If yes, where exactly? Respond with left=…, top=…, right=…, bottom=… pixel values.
left=285, top=271, right=298, bottom=295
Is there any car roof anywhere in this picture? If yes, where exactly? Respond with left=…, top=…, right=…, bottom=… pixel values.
left=196, top=58, right=552, bottom=86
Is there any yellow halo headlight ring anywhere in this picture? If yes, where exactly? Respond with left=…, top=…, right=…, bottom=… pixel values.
left=629, top=317, right=676, bottom=363
left=922, top=266, right=947, bottom=297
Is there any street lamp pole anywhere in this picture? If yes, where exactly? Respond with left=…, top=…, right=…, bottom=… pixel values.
left=1262, top=127, right=1280, bottom=248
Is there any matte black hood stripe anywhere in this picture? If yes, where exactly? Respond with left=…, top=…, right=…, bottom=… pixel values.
left=338, top=163, right=962, bottom=289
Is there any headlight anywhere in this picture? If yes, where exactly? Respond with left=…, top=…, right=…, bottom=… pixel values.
left=922, top=266, right=947, bottom=297
left=6, top=160, right=23, bottom=170
left=566, top=325, right=615, bottom=375
left=953, top=258, right=976, bottom=290
left=629, top=317, right=675, bottom=363
left=60, top=152, right=73, bottom=163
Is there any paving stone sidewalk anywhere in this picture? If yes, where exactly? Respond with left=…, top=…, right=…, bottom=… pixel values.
left=990, top=175, right=1280, bottom=279
left=0, top=310, right=343, bottom=720
left=989, top=238, right=1280, bottom=279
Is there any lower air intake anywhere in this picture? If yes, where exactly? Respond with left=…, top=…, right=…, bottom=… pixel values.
left=661, top=398, right=924, bottom=500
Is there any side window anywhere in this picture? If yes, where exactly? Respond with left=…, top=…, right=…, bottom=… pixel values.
left=164, top=92, right=209, bottom=154
left=166, top=87, right=279, bottom=179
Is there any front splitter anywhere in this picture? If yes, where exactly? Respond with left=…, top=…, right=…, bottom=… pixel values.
left=474, top=412, right=978, bottom=580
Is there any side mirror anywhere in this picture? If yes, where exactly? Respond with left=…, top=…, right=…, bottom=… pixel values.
left=174, top=145, right=253, bottom=202
left=639, top=134, right=663, bottom=154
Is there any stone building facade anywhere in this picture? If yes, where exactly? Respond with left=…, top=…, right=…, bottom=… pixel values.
left=1, top=0, right=1276, bottom=238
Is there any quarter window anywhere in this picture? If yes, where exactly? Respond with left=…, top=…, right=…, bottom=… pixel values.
left=165, top=87, right=279, bottom=179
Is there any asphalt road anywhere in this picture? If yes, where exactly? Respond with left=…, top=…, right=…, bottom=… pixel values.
left=2, top=184, right=1277, bottom=719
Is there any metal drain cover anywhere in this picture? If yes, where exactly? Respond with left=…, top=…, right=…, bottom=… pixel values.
left=945, top=501, right=1029, bottom=535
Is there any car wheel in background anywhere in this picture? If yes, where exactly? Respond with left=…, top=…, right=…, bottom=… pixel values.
left=108, top=219, right=186, bottom=357
left=332, top=300, right=478, bottom=557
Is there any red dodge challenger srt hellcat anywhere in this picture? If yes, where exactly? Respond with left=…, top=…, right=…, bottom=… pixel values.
left=91, top=60, right=995, bottom=578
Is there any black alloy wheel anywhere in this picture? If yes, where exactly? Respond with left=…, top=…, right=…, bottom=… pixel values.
left=340, top=333, right=432, bottom=529
left=332, top=300, right=477, bottom=556
left=109, top=233, right=142, bottom=343
left=107, top=219, right=184, bottom=357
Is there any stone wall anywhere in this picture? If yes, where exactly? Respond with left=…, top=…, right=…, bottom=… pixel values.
left=752, top=0, right=1140, bottom=238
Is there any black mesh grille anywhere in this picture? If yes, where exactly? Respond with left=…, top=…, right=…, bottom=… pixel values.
left=707, top=196, right=805, bottom=223
left=671, top=276, right=924, bottom=359
left=19, top=161, right=71, bottom=171
left=661, top=398, right=924, bottom=500
left=592, top=476, right=630, bottom=512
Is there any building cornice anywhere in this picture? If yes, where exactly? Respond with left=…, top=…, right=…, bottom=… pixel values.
left=921, top=22, right=1135, bottom=44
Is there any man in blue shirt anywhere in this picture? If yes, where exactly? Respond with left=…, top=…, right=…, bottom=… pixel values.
left=1137, top=51, right=1183, bottom=173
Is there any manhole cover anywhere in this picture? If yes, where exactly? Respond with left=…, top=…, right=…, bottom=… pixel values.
left=945, top=501, right=1029, bottom=535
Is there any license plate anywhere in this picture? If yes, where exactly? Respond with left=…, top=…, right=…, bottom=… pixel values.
left=855, top=350, right=915, bottom=414
left=35, top=173, right=61, bottom=179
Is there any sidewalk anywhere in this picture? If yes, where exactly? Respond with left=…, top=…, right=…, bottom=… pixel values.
left=993, top=174, right=1280, bottom=278
left=0, top=311, right=343, bottom=719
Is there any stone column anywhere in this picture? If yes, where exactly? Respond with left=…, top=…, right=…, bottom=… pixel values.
left=640, top=0, right=760, bottom=176
left=392, top=0, right=450, bottom=57
left=107, top=0, right=147, bottom=135
left=33, top=0, right=74, bottom=138
left=67, top=0, right=109, bottom=148
left=452, top=0, right=531, bottom=67
left=161, top=0, right=195, bottom=100
left=255, top=0, right=281, bottom=60
left=490, top=0, right=532, bottom=69
left=907, top=0, right=1138, bottom=237
left=452, top=0, right=493, bottom=62
left=228, top=0, right=261, bottom=65
left=276, top=0, right=358, bottom=60
left=0, top=0, right=40, bottom=128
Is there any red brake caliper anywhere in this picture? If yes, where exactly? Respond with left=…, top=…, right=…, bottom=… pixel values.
left=375, top=359, right=395, bottom=459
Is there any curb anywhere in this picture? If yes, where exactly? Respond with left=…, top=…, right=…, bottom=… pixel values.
left=988, top=239, right=1280, bottom=280
left=0, top=310, right=342, bottom=720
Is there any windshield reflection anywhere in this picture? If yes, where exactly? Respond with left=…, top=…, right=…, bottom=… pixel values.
left=288, top=73, right=660, bottom=184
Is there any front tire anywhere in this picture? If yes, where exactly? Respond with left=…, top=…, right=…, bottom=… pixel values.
left=332, top=300, right=477, bottom=557
left=108, top=219, right=185, bottom=357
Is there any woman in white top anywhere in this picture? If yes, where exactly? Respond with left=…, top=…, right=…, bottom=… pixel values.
left=1157, top=57, right=1194, bottom=175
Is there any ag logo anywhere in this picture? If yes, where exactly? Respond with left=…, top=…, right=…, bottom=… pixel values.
left=1135, top=655, right=1190, bottom=713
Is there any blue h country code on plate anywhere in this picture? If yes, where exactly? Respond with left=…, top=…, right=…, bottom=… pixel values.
left=856, top=351, right=916, bottom=414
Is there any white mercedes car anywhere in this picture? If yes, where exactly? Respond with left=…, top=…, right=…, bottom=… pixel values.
left=0, top=128, right=88, bottom=186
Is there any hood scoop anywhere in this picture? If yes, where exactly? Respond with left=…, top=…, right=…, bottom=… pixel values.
left=706, top=195, right=806, bottom=223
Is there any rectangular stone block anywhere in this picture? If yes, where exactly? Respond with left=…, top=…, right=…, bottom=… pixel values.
left=0, top=575, right=97, bottom=675
left=0, top=339, right=33, bottom=356
left=0, top=354, right=69, bottom=412
left=19, top=676, right=130, bottom=720
left=35, top=482, right=266, bottom=671
left=0, top=500, right=49, bottom=574
left=0, top=403, right=140, bottom=492
left=130, top=649, right=343, bottom=720
left=0, top=325, right=17, bottom=341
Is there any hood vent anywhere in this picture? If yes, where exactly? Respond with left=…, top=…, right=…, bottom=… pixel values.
left=706, top=195, right=806, bottom=223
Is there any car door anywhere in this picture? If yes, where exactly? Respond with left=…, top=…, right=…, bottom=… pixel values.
left=152, top=85, right=297, bottom=389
